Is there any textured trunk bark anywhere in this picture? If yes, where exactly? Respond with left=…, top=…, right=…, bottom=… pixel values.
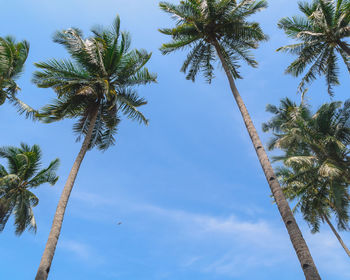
left=213, top=41, right=321, bottom=280
left=338, top=41, right=350, bottom=57
left=323, top=215, right=350, bottom=257
left=35, top=106, right=99, bottom=280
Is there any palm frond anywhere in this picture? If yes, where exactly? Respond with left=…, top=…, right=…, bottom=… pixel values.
left=117, top=88, right=148, bottom=125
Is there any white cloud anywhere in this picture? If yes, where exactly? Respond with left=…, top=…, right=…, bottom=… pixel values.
left=59, top=239, right=105, bottom=266
left=59, top=240, right=92, bottom=260
left=202, top=252, right=281, bottom=277
left=135, top=203, right=350, bottom=278
left=182, top=256, right=202, bottom=267
left=69, top=191, right=350, bottom=278
left=306, top=231, right=350, bottom=278
left=71, top=191, right=115, bottom=207
left=138, top=203, right=285, bottom=246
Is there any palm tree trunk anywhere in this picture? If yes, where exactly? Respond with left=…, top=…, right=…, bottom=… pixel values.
left=212, top=40, right=321, bottom=280
left=323, top=215, right=350, bottom=258
left=35, top=106, right=99, bottom=280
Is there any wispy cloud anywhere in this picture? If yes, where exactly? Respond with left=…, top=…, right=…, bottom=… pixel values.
left=59, top=239, right=105, bottom=266
left=306, top=231, right=350, bottom=278
left=69, top=191, right=350, bottom=278
left=71, top=191, right=116, bottom=207
left=59, top=240, right=92, bottom=260
left=131, top=203, right=350, bottom=278
left=154, top=206, right=350, bottom=278
left=139, top=203, right=285, bottom=246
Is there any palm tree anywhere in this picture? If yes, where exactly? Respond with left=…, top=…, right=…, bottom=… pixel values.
left=33, top=16, right=156, bottom=280
left=277, top=0, right=350, bottom=95
left=0, top=143, right=59, bottom=235
left=159, top=1, right=320, bottom=278
left=264, top=98, right=350, bottom=257
left=0, top=36, right=36, bottom=117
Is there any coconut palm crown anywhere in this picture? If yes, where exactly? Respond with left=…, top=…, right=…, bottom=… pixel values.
left=0, top=36, right=36, bottom=117
left=159, top=0, right=268, bottom=82
left=264, top=98, right=350, bottom=229
left=265, top=98, right=350, bottom=184
left=33, top=16, right=157, bottom=150
left=0, top=144, right=59, bottom=235
left=277, top=0, right=350, bottom=95
left=264, top=97, right=350, bottom=255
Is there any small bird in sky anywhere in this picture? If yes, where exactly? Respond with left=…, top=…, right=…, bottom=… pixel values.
left=117, top=222, right=122, bottom=225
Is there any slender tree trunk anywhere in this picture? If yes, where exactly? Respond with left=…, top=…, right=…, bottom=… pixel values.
left=323, top=215, right=350, bottom=257
left=35, top=106, right=99, bottom=280
left=338, top=41, right=350, bottom=57
left=213, top=41, right=321, bottom=280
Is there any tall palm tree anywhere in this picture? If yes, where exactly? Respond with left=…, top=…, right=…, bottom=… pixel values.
left=277, top=0, right=350, bottom=95
left=33, top=16, right=156, bottom=280
left=159, top=1, right=320, bottom=279
left=0, top=36, right=36, bottom=117
left=0, top=143, right=59, bottom=235
left=264, top=98, right=350, bottom=257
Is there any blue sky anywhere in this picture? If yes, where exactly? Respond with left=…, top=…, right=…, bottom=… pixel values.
left=1, top=0, right=349, bottom=279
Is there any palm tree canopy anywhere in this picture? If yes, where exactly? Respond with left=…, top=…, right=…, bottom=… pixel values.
left=277, top=164, right=349, bottom=233
left=265, top=98, right=350, bottom=165
left=0, top=36, right=36, bottom=117
left=159, top=0, right=268, bottom=82
left=33, top=16, right=157, bottom=150
left=0, top=143, right=59, bottom=235
left=0, top=36, right=29, bottom=99
left=277, top=0, right=350, bottom=95
left=264, top=98, right=350, bottom=232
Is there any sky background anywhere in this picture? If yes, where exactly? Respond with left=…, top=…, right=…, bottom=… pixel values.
left=0, top=0, right=349, bottom=279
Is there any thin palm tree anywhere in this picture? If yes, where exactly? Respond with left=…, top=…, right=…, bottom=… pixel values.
left=159, top=1, right=320, bottom=279
left=264, top=98, right=350, bottom=257
left=33, top=16, right=156, bottom=280
left=277, top=0, right=350, bottom=95
left=0, top=143, right=59, bottom=235
left=0, top=36, right=36, bottom=117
